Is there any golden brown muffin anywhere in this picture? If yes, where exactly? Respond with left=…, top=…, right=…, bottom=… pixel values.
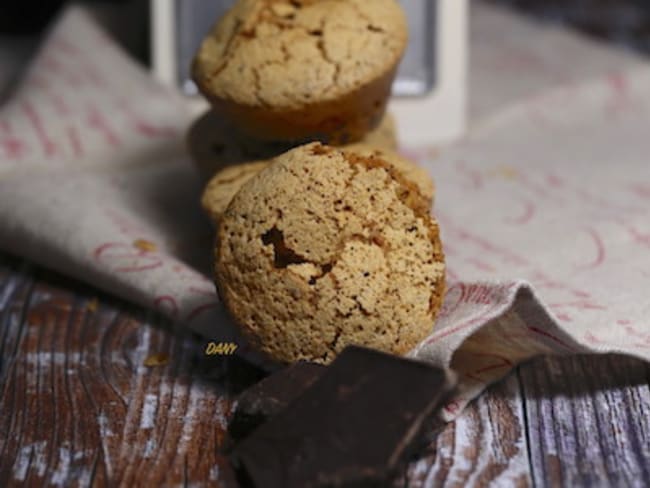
left=187, top=110, right=399, bottom=180
left=201, top=161, right=269, bottom=224
left=215, top=143, right=446, bottom=364
left=201, top=144, right=434, bottom=225
left=344, top=144, right=435, bottom=207
left=187, top=110, right=293, bottom=180
left=192, top=0, right=408, bottom=143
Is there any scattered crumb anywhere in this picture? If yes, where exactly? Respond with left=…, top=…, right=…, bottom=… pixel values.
left=133, top=239, right=157, bottom=252
left=143, top=353, right=169, bottom=367
left=492, top=165, right=519, bottom=180
left=86, top=298, right=99, bottom=312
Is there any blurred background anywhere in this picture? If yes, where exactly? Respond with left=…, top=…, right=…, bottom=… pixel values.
left=3, top=1, right=650, bottom=55
left=2, top=0, right=649, bottom=91
left=490, top=0, right=650, bottom=54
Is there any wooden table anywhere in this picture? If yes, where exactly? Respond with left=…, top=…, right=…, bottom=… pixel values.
left=1, top=253, right=649, bottom=487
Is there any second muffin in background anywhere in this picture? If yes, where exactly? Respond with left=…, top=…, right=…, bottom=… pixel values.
left=192, top=0, right=408, bottom=144
left=187, top=110, right=399, bottom=180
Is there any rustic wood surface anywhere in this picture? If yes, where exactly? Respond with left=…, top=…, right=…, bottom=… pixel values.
left=1, top=253, right=649, bottom=487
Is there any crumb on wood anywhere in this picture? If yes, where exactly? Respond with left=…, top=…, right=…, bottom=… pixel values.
left=86, top=298, right=99, bottom=312
left=143, top=353, right=170, bottom=367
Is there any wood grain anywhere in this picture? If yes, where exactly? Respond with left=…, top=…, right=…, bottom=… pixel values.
left=0, top=256, right=246, bottom=486
left=403, top=372, right=531, bottom=488
left=520, top=354, right=650, bottom=487
left=1, top=253, right=650, bottom=487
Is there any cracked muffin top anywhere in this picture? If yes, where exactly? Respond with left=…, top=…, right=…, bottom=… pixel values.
left=201, top=143, right=435, bottom=226
left=215, top=143, right=445, bottom=364
left=192, top=0, right=408, bottom=143
left=193, top=0, right=408, bottom=109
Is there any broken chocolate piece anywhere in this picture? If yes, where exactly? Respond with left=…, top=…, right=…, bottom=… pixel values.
left=230, top=346, right=454, bottom=488
left=229, top=361, right=325, bottom=441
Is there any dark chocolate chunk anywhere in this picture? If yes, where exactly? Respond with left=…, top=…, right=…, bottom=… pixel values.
left=230, top=346, right=454, bottom=488
left=229, top=361, right=325, bottom=441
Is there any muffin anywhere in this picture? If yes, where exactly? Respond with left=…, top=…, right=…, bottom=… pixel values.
left=187, top=110, right=294, bottom=180
left=201, top=161, right=269, bottom=224
left=215, top=143, right=446, bottom=364
left=201, top=144, right=435, bottom=224
left=192, top=0, right=408, bottom=143
left=187, top=110, right=399, bottom=180
left=344, top=144, right=435, bottom=207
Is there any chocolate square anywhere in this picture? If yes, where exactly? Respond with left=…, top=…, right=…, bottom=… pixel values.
left=231, top=346, right=454, bottom=487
